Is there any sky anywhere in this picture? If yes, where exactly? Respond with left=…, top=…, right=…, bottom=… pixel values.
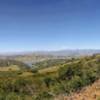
left=0, top=0, right=100, bottom=52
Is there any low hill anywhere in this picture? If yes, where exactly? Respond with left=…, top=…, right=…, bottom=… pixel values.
left=56, top=79, right=100, bottom=100
left=0, top=54, right=100, bottom=99
left=0, top=59, right=30, bottom=71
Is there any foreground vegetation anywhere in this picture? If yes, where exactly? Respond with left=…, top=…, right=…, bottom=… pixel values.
left=60, top=79, right=100, bottom=100
left=0, top=54, right=100, bottom=100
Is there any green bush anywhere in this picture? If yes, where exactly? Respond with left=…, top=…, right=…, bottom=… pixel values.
left=68, top=76, right=83, bottom=91
left=43, top=77, right=55, bottom=88
left=6, top=93, right=19, bottom=100
left=31, top=69, right=38, bottom=73
left=35, top=91, right=53, bottom=100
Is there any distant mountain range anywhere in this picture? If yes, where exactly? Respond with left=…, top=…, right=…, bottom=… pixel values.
left=32, top=49, right=100, bottom=56
left=0, top=49, right=100, bottom=64
left=0, top=49, right=100, bottom=56
left=0, top=49, right=100, bottom=57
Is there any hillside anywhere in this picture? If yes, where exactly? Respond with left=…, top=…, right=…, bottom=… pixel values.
left=56, top=79, right=100, bottom=100
left=0, top=59, right=30, bottom=71
left=0, top=54, right=100, bottom=99
left=0, top=53, right=67, bottom=63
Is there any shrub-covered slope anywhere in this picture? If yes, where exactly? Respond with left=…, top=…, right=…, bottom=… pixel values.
left=0, top=54, right=100, bottom=100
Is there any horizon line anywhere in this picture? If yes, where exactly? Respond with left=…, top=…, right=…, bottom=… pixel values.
left=0, top=49, right=100, bottom=54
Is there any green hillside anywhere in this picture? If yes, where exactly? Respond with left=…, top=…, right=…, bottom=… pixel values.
left=0, top=54, right=100, bottom=100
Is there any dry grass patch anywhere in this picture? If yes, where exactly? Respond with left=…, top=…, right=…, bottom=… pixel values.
left=0, top=65, right=20, bottom=71
left=19, top=72, right=33, bottom=77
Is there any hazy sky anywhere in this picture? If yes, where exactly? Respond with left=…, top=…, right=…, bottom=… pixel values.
left=0, top=0, right=100, bottom=52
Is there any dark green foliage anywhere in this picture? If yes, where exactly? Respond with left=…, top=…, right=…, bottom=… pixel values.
left=34, top=91, right=53, bottom=100
left=5, top=92, right=19, bottom=100
left=67, top=76, right=84, bottom=91
left=43, top=77, right=55, bottom=88
left=58, top=57, right=100, bottom=93
left=59, top=65, right=74, bottom=80
left=31, top=69, right=38, bottom=73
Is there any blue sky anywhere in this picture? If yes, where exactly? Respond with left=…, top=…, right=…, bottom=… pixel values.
left=0, top=0, right=100, bottom=52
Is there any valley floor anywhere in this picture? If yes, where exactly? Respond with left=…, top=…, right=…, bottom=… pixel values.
left=55, top=79, right=100, bottom=100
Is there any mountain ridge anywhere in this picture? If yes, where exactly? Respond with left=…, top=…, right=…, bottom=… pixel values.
left=0, top=49, right=100, bottom=57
